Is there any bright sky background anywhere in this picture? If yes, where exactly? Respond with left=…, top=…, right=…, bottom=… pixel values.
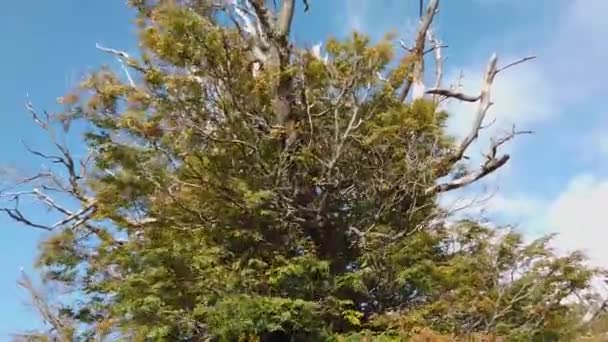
left=0, top=0, right=606, bottom=337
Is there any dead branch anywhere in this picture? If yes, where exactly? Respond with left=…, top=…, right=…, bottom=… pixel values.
left=25, top=99, right=49, bottom=129
left=0, top=207, right=53, bottom=231
left=425, top=54, right=536, bottom=195
left=454, top=54, right=499, bottom=163
left=399, top=41, right=447, bottom=55
left=428, top=155, right=509, bottom=194
left=3, top=101, right=158, bottom=237
left=230, top=1, right=302, bottom=126
left=276, top=0, right=295, bottom=37
left=496, top=56, right=537, bottom=74
left=425, top=88, right=480, bottom=102
left=96, top=43, right=136, bottom=86
left=18, top=271, right=74, bottom=341
left=455, top=55, right=536, bottom=163
left=95, top=43, right=130, bottom=59
left=397, top=0, right=439, bottom=102
left=428, top=29, right=445, bottom=103
left=22, top=103, right=87, bottom=201
left=427, top=128, right=532, bottom=194
left=302, top=0, right=310, bottom=12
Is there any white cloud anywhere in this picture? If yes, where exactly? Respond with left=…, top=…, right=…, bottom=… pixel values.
left=436, top=173, right=608, bottom=270
left=478, top=174, right=608, bottom=270
left=543, top=174, right=608, bottom=268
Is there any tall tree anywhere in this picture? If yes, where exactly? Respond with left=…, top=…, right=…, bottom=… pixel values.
left=3, top=0, right=605, bottom=340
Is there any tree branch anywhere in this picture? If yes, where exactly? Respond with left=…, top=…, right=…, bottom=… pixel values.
left=276, top=0, right=295, bottom=37
left=428, top=29, right=445, bottom=103
left=0, top=207, right=53, bottom=231
left=425, top=54, right=536, bottom=195
left=17, top=271, right=74, bottom=341
left=247, top=0, right=275, bottom=38
left=96, top=43, right=137, bottom=86
left=427, top=128, right=532, bottom=195
left=397, top=0, right=439, bottom=102
left=425, top=88, right=480, bottom=102
left=427, top=155, right=509, bottom=194
left=496, top=55, right=537, bottom=74
left=453, top=53, right=498, bottom=163
left=302, top=0, right=310, bottom=12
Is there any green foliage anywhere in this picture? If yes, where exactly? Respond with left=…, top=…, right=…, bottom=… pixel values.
left=198, top=295, right=328, bottom=340
left=8, top=1, right=607, bottom=341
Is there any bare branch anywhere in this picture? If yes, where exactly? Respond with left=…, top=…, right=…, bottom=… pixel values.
left=428, top=29, right=445, bottom=102
left=302, top=0, right=310, bottom=12
left=0, top=207, right=53, bottom=231
left=327, top=102, right=362, bottom=171
left=22, top=141, right=64, bottom=164
left=18, top=271, right=74, bottom=341
left=246, top=0, right=275, bottom=38
left=429, top=56, right=535, bottom=108
left=96, top=43, right=136, bottom=86
left=399, top=42, right=447, bottom=55
left=425, top=88, right=480, bottom=102
left=427, top=155, right=509, bottom=194
left=398, top=0, right=439, bottom=102
left=95, top=43, right=130, bottom=60
left=425, top=53, right=536, bottom=195
left=2, top=101, right=102, bottom=234
left=276, top=0, right=295, bottom=37
left=454, top=53, right=498, bottom=163
left=399, top=40, right=413, bottom=52
left=21, top=102, right=88, bottom=202
left=427, top=128, right=532, bottom=195
left=25, top=99, right=49, bottom=129
left=118, top=58, right=135, bottom=86
left=496, top=55, right=537, bottom=74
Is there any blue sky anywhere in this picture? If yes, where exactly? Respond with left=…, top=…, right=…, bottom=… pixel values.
left=0, top=0, right=606, bottom=337
left=0, top=1, right=136, bottom=336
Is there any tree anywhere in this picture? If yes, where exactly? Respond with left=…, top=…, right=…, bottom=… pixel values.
left=2, top=0, right=605, bottom=340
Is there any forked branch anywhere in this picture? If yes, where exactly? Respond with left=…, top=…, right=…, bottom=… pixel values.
left=2, top=101, right=157, bottom=235
left=230, top=0, right=309, bottom=126
left=397, top=0, right=440, bottom=102
left=425, top=54, right=536, bottom=195
left=17, top=271, right=74, bottom=341
left=95, top=43, right=136, bottom=86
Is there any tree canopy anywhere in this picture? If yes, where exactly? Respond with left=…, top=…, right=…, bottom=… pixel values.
left=4, top=0, right=608, bottom=341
